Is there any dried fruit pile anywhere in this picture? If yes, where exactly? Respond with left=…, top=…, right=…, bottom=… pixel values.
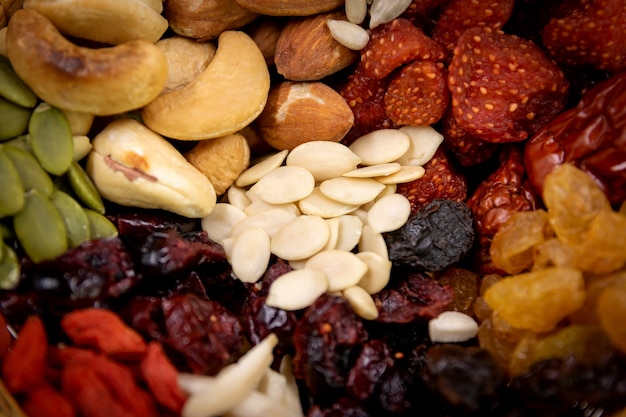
left=1, top=0, right=626, bottom=416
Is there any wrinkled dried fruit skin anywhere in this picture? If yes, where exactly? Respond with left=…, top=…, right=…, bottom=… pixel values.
left=448, top=26, right=569, bottom=143
left=525, top=71, right=626, bottom=206
left=346, top=339, right=394, bottom=401
left=372, top=272, right=453, bottom=323
left=396, top=148, right=467, bottom=215
left=441, top=109, right=499, bottom=167
left=384, top=199, right=475, bottom=272
left=22, top=383, right=75, bottom=417
left=162, top=293, right=243, bottom=375
left=292, top=294, right=368, bottom=399
left=436, top=267, right=480, bottom=315
left=139, top=342, right=187, bottom=414
left=542, top=0, right=626, bottom=74
left=307, top=397, right=373, bottom=417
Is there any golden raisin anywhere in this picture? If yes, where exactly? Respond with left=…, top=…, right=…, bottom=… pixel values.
left=438, top=268, right=480, bottom=315
left=575, top=209, right=626, bottom=274
left=597, top=286, right=626, bottom=354
left=484, top=267, right=586, bottom=333
left=531, top=237, right=576, bottom=271
left=571, top=270, right=626, bottom=325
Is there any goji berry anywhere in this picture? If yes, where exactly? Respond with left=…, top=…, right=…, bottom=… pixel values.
left=384, top=60, right=449, bottom=126
left=1, top=315, right=47, bottom=394
left=60, top=308, right=147, bottom=359
left=61, top=363, right=134, bottom=417
left=21, top=383, right=76, bottom=417
left=542, top=0, right=626, bottom=74
left=448, top=26, right=569, bottom=143
left=361, top=19, right=445, bottom=79
left=396, top=147, right=467, bottom=215
left=140, top=342, right=187, bottom=414
left=433, top=0, right=515, bottom=53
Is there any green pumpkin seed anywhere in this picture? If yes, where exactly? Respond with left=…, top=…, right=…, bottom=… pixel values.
left=0, top=145, right=25, bottom=217
left=84, top=209, right=117, bottom=239
left=0, top=56, right=37, bottom=108
left=66, top=160, right=105, bottom=214
left=50, top=189, right=91, bottom=247
left=0, top=243, right=20, bottom=290
left=4, top=144, right=54, bottom=197
left=0, top=97, right=32, bottom=141
left=13, top=189, right=67, bottom=263
left=4, top=134, right=32, bottom=152
left=0, top=221, right=14, bottom=240
left=28, top=103, right=74, bottom=176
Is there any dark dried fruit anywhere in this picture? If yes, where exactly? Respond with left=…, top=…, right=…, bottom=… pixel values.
left=524, top=71, right=626, bottom=206
left=384, top=199, right=475, bottom=272
left=307, top=397, right=372, bottom=417
left=448, top=26, right=569, bottom=143
left=384, top=60, right=449, bottom=126
left=346, top=339, right=394, bottom=401
left=292, top=294, right=368, bottom=399
left=372, top=272, right=454, bottom=323
left=441, top=109, right=499, bottom=167
left=396, top=148, right=467, bottom=215
left=542, top=0, right=626, bottom=74
left=361, top=19, right=445, bottom=79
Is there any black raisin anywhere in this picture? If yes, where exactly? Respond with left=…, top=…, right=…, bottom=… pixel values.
left=384, top=199, right=475, bottom=272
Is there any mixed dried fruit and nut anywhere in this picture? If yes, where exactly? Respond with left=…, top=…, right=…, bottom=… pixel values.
left=0, top=0, right=625, bottom=416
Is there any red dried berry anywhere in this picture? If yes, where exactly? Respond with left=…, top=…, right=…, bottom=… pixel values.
left=433, top=0, right=515, bottom=53
left=384, top=60, right=449, bottom=126
left=140, top=342, right=187, bottom=414
left=466, top=145, right=538, bottom=237
left=448, top=26, right=569, bottom=143
left=441, top=108, right=499, bottom=166
left=396, top=147, right=467, bottom=215
left=22, top=383, right=76, bottom=417
left=542, top=0, right=626, bottom=74
left=361, top=18, right=446, bottom=79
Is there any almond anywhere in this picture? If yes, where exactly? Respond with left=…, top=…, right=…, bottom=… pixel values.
left=275, top=11, right=358, bottom=81
left=235, top=0, right=344, bottom=16
left=255, top=81, right=354, bottom=151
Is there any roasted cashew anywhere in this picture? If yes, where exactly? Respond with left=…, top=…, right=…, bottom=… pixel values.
left=142, top=30, right=270, bottom=140
left=6, top=8, right=167, bottom=116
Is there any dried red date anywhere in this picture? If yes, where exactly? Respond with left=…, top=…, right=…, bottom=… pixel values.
left=525, top=71, right=626, bottom=206
left=448, top=26, right=569, bottom=143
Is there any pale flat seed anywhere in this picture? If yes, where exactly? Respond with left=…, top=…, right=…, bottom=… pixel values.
left=360, top=183, right=397, bottom=211
left=342, top=286, right=379, bottom=320
left=369, top=0, right=413, bottom=28
left=356, top=251, right=392, bottom=294
left=235, top=150, right=288, bottom=187
left=271, top=215, right=330, bottom=261
left=353, top=207, right=369, bottom=225
left=335, top=215, right=363, bottom=252
left=395, top=125, right=444, bottom=166
left=359, top=224, right=389, bottom=260
left=221, top=236, right=236, bottom=260
left=319, top=177, right=385, bottom=206
left=230, top=208, right=297, bottom=238
left=286, top=141, right=361, bottom=182
left=375, top=165, right=426, bottom=185
left=299, top=187, right=359, bottom=218
left=227, top=185, right=251, bottom=210
left=305, top=249, right=368, bottom=292
left=266, top=269, right=328, bottom=311
left=327, top=19, right=370, bottom=51
left=367, top=193, right=411, bottom=233
left=230, top=227, right=271, bottom=283
left=250, top=165, right=315, bottom=204
left=342, top=163, right=401, bottom=178
left=345, top=0, right=368, bottom=23
left=324, top=217, right=340, bottom=250
left=288, top=258, right=308, bottom=270
left=244, top=199, right=300, bottom=217
left=201, top=203, right=247, bottom=243
left=349, top=129, right=411, bottom=165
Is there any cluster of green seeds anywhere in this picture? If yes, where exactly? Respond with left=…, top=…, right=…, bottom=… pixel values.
left=0, top=56, right=116, bottom=289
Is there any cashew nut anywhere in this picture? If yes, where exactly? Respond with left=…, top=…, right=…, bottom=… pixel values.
left=86, top=118, right=217, bottom=218
left=6, top=8, right=168, bottom=116
left=23, top=0, right=168, bottom=44
left=142, top=30, right=270, bottom=140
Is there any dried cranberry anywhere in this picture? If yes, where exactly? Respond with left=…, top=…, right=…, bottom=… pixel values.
left=346, top=340, right=394, bottom=401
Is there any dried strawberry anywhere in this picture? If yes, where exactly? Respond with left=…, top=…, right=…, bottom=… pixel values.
left=361, top=18, right=446, bottom=79
left=396, top=147, right=467, bottom=215
left=384, top=60, right=449, bottom=126
left=433, top=0, right=515, bottom=53
left=448, top=26, right=569, bottom=143
left=441, top=109, right=499, bottom=166
left=339, top=63, right=396, bottom=144
left=1, top=315, right=47, bottom=394
left=542, top=0, right=626, bottom=74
